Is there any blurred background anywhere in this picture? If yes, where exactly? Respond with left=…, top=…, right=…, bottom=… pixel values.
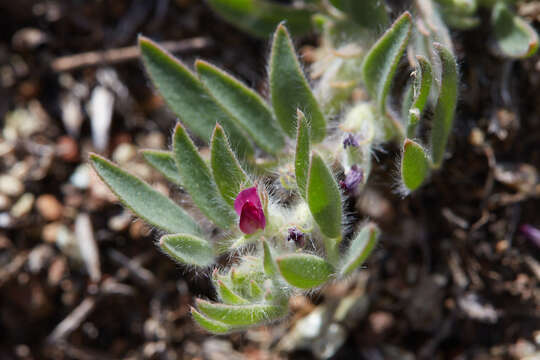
left=0, top=0, right=539, bottom=359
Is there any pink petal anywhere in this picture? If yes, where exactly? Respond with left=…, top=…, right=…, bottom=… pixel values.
left=234, top=187, right=261, bottom=216
left=239, top=201, right=266, bottom=234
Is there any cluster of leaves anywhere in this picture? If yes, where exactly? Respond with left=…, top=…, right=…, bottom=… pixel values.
left=435, top=0, right=538, bottom=58
left=208, top=0, right=538, bottom=59
left=90, top=0, right=464, bottom=332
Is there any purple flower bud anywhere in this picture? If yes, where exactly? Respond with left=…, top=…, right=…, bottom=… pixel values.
left=340, top=165, right=363, bottom=192
left=234, top=187, right=266, bottom=234
left=343, top=134, right=359, bottom=149
left=520, top=224, right=540, bottom=248
left=287, top=227, right=305, bottom=247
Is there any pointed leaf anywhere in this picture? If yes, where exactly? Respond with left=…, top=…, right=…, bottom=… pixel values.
left=330, top=0, right=389, bottom=30
left=492, top=2, right=538, bottom=58
left=431, top=43, right=458, bottom=167
left=277, top=253, right=334, bottom=289
left=139, top=37, right=253, bottom=156
left=361, top=12, right=412, bottom=114
left=295, top=110, right=311, bottom=199
left=407, top=56, right=433, bottom=137
left=307, top=153, right=342, bottom=239
left=196, top=60, right=285, bottom=154
left=263, top=240, right=278, bottom=277
left=210, top=124, right=250, bottom=206
left=89, top=154, right=199, bottom=235
left=270, top=24, right=326, bottom=142
left=401, top=139, right=430, bottom=192
left=196, top=299, right=288, bottom=326
left=191, top=307, right=234, bottom=334
left=340, top=223, right=380, bottom=276
left=207, top=0, right=315, bottom=37
left=141, top=149, right=182, bottom=186
left=216, top=280, right=250, bottom=305
left=173, top=123, right=236, bottom=229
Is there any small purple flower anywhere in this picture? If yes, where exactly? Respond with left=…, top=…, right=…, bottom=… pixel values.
left=520, top=224, right=540, bottom=248
left=287, top=227, right=305, bottom=247
left=340, top=165, right=364, bottom=192
left=234, top=187, right=266, bottom=235
left=343, top=134, right=359, bottom=149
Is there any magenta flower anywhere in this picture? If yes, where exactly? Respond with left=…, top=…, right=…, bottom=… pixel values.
left=234, top=187, right=266, bottom=234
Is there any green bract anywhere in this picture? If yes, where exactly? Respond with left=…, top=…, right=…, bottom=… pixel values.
left=91, top=2, right=469, bottom=333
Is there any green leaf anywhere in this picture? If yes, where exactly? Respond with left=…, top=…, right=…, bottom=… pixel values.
left=191, top=307, right=234, bottom=334
left=361, top=12, right=412, bottom=114
left=277, top=253, right=334, bottom=289
left=173, top=123, right=236, bottom=229
left=401, top=139, right=430, bottom=192
left=249, top=280, right=264, bottom=299
left=210, top=124, right=250, bottom=206
left=492, top=2, right=539, bottom=58
left=140, top=149, right=182, bottom=186
left=430, top=43, right=458, bottom=168
left=307, top=153, right=342, bottom=239
left=270, top=24, right=326, bottom=143
left=407, top=56, right=433, bottom=137
left=139, top=37, right=253, bottom=156
left=263, top=240, right=278, bottom=277
left=330, top=0, right=389, bottom=30
left=196, top=299, right=287, bottom=326
left=207, top=0, right=315, bottom=38
left=89, top=154, right=199, bottom=235
left=340, top=223, right=380, bottom=276
left=196, top=60, right=285, bottom=154
left=216, top=280, right=250, bottom=305
left=159, top=233, right=214, bottom=267
left=295, top=110, right=311, bottom=199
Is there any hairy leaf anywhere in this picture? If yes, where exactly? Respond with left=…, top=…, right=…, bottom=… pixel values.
left=191, top=307, right=234, bottom=334
left=263, top=240, right=278, bottom=277
left=196, top=300, right=288, bottom=326
left=216, top=280, right=249, bottom=305
left=361, top=12, right=412, bottom=114
left=139, top=37, right=253, bottom=156
left=492, top=2, right=539, bottom=58
left=140, top=149, right=182, bottom=186
left=197, top=60, right=285, bottom=154
left=210, top=124, right=250, bottom=206
left=401, top=139, right=430, bottom=192
left=340, top=223, right=380, bottom=276
left=173, top=123, right=236, bottom=229
left=295, top=110, right=311, bottom=199
left=159, top=233, right=214, bottom=267
left=307, top=153, right=342, bottom=239
left=431, top=44, right=458, bottom=167
left=89, top=154, right=199, bottom=235
left=207, top=0, right=315, bottom=37
left=270, top=24, right=326, bottom=142
left=277, top=253, right=334, bottom=289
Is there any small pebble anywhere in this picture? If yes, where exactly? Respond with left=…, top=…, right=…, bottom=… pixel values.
left=28, top=244, right=55, bottom=273
left=10, top=193, right=35, bottom=218
left=36, top=194, right=63, bottom=221
left=0, top=175, right=24, bottom=197
left=108, top=211, right=132, bottom=232
left=56, top=135, right=79, bottom=162
left=47, top=257, right=67, bottom=286
left=112, top=143, right=137, bottom=164
left=42, top=222, right=61, bottom=243
left=0, top=194, right=11, bottom=211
